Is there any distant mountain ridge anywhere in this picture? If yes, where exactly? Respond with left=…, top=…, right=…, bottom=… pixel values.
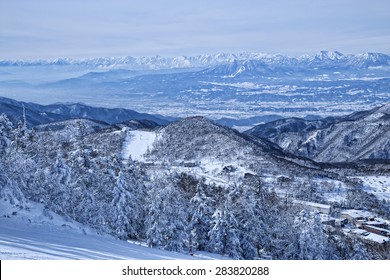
left=246, top=103, right=390, bottom=163
left=1, top=51, right=389, bottom=70
left=2, top=51, right=389, bottom=125
left=0, top=96, right=171, bottom=127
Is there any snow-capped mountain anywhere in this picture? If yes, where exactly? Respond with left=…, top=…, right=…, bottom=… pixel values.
left=1, top=98, right=390, bottom=260
left=346, top=52, right=390, bottom=68
left=2, top=52, right=390, bottom=129
left=246, top=103, right=390, bottom=163
left=298, top=50, right=348, bottom=67
left=2, top=49, right=390, bottom=261
left=1, top=51, right=389, bottom=70
left=201, top=59, right=274, bottom=78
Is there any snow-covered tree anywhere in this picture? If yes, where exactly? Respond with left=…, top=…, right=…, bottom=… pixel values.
left=189, top=181, right=214, bottom=251
left=294, top=210, right=333, bottom=260
left=234, top=184, right=260, bottom=259
left=208, top=186, right=241, bottom=259
left=0, top=114, right=13, bottom=161
left=45, top=149, right=72, bottom=215
left=146, top=178, right=188, bottom=252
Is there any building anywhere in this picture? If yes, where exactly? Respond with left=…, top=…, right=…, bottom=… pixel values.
left=363, top=225, right=390, bottom=237
left=340, top=210, right=374, bottom=223
left=348, top=229, right=390, bottom=246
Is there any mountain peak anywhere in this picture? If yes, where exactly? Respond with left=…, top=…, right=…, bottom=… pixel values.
left=349, top=52, right=390, bottom=67
left=316, top=50, right=345, bottom=60
left=359, top=52, right=390, bottom=61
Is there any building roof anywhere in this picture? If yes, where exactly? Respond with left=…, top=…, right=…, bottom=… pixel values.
left=347, top=228, right=390, bottom=244
left=363, top=232, right=390, bottom=244
left=364, top=225, right=390, bottom=234
left=365, top=221, right=386, bottom=227
left=341, top=209, right=373, bottom=219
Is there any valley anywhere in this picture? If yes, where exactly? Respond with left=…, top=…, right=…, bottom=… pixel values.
left=1, top=51, right=390, bottom=129
left=1, top=51, right=390, bottom=260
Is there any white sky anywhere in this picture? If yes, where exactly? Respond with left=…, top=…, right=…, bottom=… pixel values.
left=1, top=0, right=390, bottom=59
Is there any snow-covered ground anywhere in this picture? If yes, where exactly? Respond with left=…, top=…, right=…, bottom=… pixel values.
left=358, top=176, right=390, bottom=201
left=121, top=130, right=157, bottom=161
left=0, top=197, right=227, bottom=260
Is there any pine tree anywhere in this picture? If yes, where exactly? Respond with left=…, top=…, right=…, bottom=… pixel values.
left=45, top=149, right=72, bottom=215
left=110, top=168, right=146, bottom=239
left=208, top=186, right=241, bottom=259
left=294, top=210, right=334, bottom=260
left=123, top=160, right=147, bottom=239
left=189, top=181, right=214, bottom=251
left=0, top=114, right=13, bottom=161
left=234, top=184, right=259, bottom=259
left=146, top=178, right=188, bottom=252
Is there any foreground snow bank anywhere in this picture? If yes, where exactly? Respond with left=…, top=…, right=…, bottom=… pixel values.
left=0, top=198, right=227, bottom=260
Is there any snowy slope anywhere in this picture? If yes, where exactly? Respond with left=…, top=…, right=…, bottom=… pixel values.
left=247, top=104, right=390, bottom=162
left=358, top=176, right=390, bottom=200
left=0, top=197, right=227, bottom=260
left=121, top=129, right=157, bottom=161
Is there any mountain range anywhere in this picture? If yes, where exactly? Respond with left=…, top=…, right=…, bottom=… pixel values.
left=246, top=103, right=390, bottom=163
left=2, top=95, right=389, bottom=166
left=1, top=51, right=389, bottom=126
left=2, top=49, right=390, bottom=260
left=1, top=95, right=390, bottom=260
left=0, top=96, right=171, bottom=127
left=1, top=51, right=389, bottom=70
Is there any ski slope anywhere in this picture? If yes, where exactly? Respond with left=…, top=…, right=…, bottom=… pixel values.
left=122, top=130, right=157, bottom=161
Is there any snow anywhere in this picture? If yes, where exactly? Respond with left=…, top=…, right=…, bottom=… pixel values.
left=362, top=112, right=386, bottom=122
left=302, top=130, right=319, bottom=145
left=341, top=209, right=374, bottom=219
left=223, top=66, right=245, bottom=78
left=232, top=125, right=254, bottom=132
left=358, top=176, right=390, bottom=201
left=0, top=197, right=228, bottom=260
left=162, top=157, right=250, bottom=187
left=121, top=130, right=157, bottom=161
left=293, top=200, right=331, bottom=211
left=347, top=229, right=390, bottom=244
left=207, top=81, right=262, bottom=89
left=363, top=233, right=390, bottom=244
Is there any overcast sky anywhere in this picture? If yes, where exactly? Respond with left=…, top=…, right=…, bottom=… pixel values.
left=1, top=0, right=390, bottom=59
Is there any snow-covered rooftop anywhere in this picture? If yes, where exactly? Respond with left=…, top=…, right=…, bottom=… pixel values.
left=363, top=233, right=390, bottom=244
left=341, top=209, right=374, bottom=219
